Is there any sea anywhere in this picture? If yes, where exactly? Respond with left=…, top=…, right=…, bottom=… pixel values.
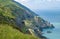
left=35, top=10, right=60, bottom=39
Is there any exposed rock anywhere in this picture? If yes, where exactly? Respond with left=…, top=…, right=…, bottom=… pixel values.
left=47, top=31, right=52, bottom=33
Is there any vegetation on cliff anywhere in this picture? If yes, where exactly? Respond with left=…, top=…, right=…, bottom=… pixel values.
left=0, top=0, right=54, bottom=39
left=0, top=0, right=39, bottom=39
left=0, top=24, right=39, bottom=39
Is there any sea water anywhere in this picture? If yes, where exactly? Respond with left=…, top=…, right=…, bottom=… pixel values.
left=35, top=10, right=60, bottom=39
left=42, top=23, right=60, bottom=39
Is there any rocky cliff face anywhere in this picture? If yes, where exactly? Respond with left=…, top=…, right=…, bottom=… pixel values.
left=0, top=0, right=54, bottom=39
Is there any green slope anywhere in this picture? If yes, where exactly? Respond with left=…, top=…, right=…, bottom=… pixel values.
left=0, top=0, right=40, bottom=39
left=0, top=24, right=39, bottom=39
left=0, top=0, right=54, bottom=39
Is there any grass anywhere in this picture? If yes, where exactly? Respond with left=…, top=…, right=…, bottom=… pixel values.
left=0, top=24, right=39, bottom=39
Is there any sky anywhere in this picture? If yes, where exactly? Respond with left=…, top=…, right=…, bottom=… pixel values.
left=15, top=0, right=60, bottom=23
left=15, top=0, right=60, bottom=10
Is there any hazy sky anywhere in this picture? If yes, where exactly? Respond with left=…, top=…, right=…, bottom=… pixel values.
left=15, top=0, right=60, bottom=10
left=15, top=0, right=60, bottom=23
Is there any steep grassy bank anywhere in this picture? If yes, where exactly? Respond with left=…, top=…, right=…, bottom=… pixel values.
left=0, top=24, right=39, bottom=39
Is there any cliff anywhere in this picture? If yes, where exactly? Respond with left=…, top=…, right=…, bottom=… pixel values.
left=0, top=0, right=54, bottom=39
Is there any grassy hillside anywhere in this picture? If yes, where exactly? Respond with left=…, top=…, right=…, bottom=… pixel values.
left=0, top=24, right=39, bottom=39
left=0, top=0, right=54, bottom=39
left=0, top=0, right=40, bottom=39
